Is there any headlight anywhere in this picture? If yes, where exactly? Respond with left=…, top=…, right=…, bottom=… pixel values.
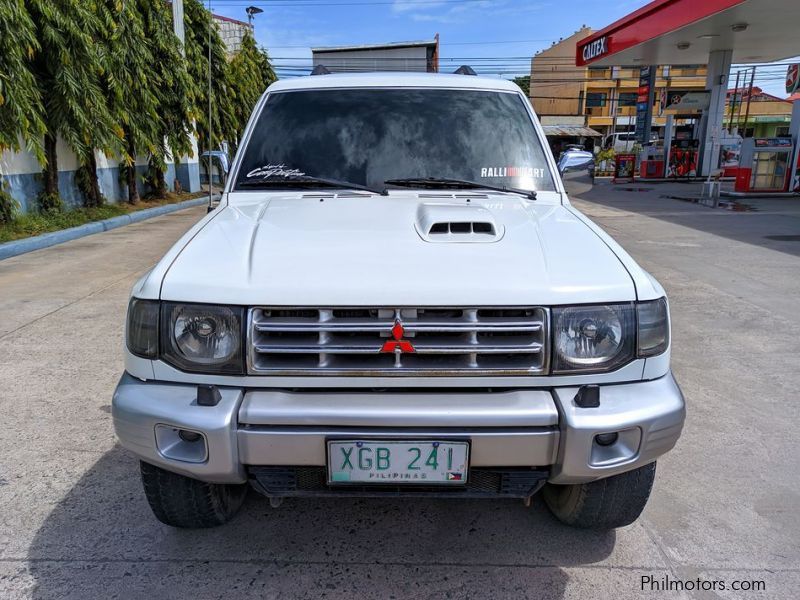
left=551, top=299, right=670, bottom=374
left=161, top=303, right=245, bottom=374
left=126, top=298, right=159, bottom=358
left=552, top=303, right=635, bottom=373
left=637, top=298, right=669, bottom=357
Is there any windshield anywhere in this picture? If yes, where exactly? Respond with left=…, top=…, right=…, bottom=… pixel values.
left=234, top=88, right=556, bottom=193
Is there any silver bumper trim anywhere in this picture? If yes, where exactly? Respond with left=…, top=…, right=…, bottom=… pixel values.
left=238, top=426, right=559, bottom=467
left=548, top=372, right=686, bottom=483
left=239, top=389, right=558, bottom=428
left=112, top=372, right=685, bottom=486
left=112, top=374, right=246, bottom=484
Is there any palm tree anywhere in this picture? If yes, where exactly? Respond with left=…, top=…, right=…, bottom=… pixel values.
left=91, top=0, right=160, bottom=204
left=0, top=0, right=44, bottom=159
left=184, top=0, right=236, bottom=156
left=141, top=0, right=194, bottom=198
left=227, top=32, right=276, bottom=154
left=26, top=0, right=118, bottom=209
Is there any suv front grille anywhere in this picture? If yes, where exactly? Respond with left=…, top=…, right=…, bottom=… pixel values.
left=247, top=307, right=548, bottom=376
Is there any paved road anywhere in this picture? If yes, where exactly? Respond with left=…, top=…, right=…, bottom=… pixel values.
left=1, top=187, right=798, bottom=599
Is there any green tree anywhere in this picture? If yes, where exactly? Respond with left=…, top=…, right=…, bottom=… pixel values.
left=141, top=0, right=195, bottom=198
left=0, top=0, right=44, bottom=159
left=184, top=0, right=236, bottom=156
left=27, top=0, right=119, bottom=210
left=91, top=0, right=160, bottom=204
left=227, top=32, right=275, bottom=153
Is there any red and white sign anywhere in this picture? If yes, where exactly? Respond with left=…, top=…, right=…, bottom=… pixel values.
left=787, top=64, right=800, bottom=95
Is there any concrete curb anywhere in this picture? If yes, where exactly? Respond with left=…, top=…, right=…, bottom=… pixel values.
left=0, top=195, right=217, bottom=261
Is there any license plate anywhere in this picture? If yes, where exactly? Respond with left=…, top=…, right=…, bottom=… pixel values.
left=327, top=440, right=469, bottom=485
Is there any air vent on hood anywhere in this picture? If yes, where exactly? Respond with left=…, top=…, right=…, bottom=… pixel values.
left=415, top=203, right=503, bottom=243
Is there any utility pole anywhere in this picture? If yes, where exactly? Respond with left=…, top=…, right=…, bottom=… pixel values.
left=208, top=0, right=213, bottom=207
left=741, top=66, right=756, bottom=138
left=172, top=0, right=185, bottom=50
left=728, top=70, right=741, bottom=133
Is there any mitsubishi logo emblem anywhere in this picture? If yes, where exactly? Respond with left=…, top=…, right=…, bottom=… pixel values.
left=380, top=320, right=416, bottom=353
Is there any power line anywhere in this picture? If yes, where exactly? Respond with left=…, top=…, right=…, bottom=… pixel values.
left=210, top=0, right=496, bottom=6
left=264, top=38, right=556, bottom=48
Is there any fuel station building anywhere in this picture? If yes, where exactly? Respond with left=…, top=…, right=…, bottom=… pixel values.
left=575, top=0, right=800, bottom=194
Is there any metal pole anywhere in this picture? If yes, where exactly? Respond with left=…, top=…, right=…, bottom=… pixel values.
left=729, top=69, right=741, bottom=133
left=663, top=114, right=674, bottom=177
left=741, top=66, right=756, bottom=138
left=172, top=0, right=185, bottom=51
left=736, top=70, right=746, bottom=129
left=208, top=0, right=213, bottom=208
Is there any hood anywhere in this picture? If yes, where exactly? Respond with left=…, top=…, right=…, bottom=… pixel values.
left=159, top=192, right=636, bottom=306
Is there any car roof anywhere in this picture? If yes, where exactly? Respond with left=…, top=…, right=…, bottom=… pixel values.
left=266, top=72, right=523, bottom=93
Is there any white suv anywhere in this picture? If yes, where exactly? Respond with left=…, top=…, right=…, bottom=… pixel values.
left=113, top=72, right=685, bottom=530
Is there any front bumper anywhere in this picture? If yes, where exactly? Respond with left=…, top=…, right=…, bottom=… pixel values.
left=112, top=372, right=685, bottom=487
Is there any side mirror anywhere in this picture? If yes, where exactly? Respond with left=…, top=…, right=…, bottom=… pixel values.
left=557, top=150, right=595, bottom=175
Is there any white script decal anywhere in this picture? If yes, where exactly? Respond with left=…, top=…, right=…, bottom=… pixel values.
left=246, top=164, right=306, bottom=179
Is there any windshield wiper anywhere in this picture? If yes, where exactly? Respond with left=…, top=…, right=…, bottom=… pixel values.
left=238, top=174, right=387, bottom=196
left=385, top=177, right=536, bottom=200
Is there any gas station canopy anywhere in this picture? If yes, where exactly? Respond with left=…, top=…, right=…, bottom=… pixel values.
left=576, top=0, right=800, bottom=67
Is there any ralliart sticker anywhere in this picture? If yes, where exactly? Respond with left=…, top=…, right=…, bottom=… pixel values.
left=480, top=166, right=546, bottom=178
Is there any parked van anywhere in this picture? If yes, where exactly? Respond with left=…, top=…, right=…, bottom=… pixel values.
left=603, top=131, right=659, bottom=152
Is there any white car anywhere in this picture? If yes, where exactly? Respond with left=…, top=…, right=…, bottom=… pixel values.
left=603, top=131, right=659, bottom=152
left=113, top=72, right=685, bottom=530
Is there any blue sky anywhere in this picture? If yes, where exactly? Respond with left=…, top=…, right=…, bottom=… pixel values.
left=210, top=0, right=648, bottom=76
left=210, top=0, right=793, bottom=97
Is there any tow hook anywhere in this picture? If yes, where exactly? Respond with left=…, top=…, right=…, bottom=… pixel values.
left=269, top=497, right=284, bottom=508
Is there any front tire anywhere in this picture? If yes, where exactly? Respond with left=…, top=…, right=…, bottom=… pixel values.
left=140, top=461, right=248, bottom=528
left=543, top=462, right=656, bottom=529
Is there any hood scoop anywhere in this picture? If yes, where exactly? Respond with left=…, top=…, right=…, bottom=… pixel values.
left=415, top=203, right=504, bottom=243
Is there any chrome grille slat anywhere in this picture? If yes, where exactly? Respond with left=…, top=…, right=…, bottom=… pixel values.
left=255, top=322, right=543, bottom=333
left=254, top=343, right=544, bottom=354
left=248, top=307, right=549, bottom=376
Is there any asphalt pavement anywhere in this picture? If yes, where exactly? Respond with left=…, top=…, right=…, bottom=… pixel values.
left=0, top=181, right=798, bottom=599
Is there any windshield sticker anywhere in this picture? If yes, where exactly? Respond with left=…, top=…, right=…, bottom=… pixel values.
left=246, top=164, right=305, bottom=179
left=480, top=167, right=545, bottom=178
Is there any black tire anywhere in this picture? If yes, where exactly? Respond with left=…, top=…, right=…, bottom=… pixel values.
left=543, top=462, right=656, bottom=530
left=140, top=461, right=248, bottom=528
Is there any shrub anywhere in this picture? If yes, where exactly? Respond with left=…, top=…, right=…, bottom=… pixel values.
left=596, top=148, right=616, bottom=164
left=0, top=182, right=18, bottom=224
left=36, top=191, right=63, bottom=214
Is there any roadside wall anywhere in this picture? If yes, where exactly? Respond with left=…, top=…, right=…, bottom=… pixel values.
left=0, top=137, right=201, bottom=213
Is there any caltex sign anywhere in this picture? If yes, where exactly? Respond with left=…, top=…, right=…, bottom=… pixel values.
left=578, top=36, right=609, bottom=64
left=787, top=64, right=800, bottom=95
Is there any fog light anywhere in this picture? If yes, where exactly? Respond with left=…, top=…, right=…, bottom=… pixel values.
left=178, top=429, right=202, bottom=443
left=595, top=432, right=619, bottom=447
left=155, top=424, right=208, bottom=463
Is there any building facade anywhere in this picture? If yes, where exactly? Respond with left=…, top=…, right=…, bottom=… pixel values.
left=212, top=14, right=253, bottom=56
left=530, top=29, right=708, bottom=146
left=311, top=38, right=440, bottom=73
left=725, top=87, right=793, bottom=138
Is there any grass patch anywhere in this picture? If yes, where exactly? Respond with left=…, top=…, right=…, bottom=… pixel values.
left=0, top=192, right=206, bottom=244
